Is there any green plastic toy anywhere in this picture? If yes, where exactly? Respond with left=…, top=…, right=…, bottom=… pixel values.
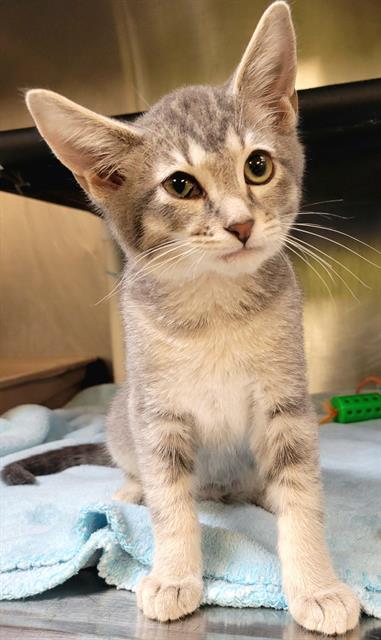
left=320, top=376, right=381, bottom=424
left=330, top=393, right=381, bottom=423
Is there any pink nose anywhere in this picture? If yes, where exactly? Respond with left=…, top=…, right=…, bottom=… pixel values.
left=225, top=220, right=254, bottom=245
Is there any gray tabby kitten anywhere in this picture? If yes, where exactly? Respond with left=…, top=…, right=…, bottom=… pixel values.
left=24, top=2, right=360, bottom=633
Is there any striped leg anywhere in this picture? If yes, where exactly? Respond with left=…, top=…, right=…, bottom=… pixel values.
left=252, top=404, right=360, bottom=635
left=106, top=387, right=143, bottom=503
left=136, top=415, right=202, bottom=622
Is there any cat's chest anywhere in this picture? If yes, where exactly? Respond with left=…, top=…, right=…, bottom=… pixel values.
left=157, top=321, right=259, bottom=444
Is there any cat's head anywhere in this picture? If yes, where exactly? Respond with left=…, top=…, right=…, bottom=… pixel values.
left=26, top=1, right=303, bottom=280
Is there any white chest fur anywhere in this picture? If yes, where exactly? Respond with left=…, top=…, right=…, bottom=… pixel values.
left=125, top=273, right=283, bottom=448
left=149, top=319, right=258, bottom=448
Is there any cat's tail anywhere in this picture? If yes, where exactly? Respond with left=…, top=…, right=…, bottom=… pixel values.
left=1, top=443, right=112, bottom=485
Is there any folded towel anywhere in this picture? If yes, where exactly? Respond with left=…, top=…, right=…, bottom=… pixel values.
left=0, top=385, right=380, bottom=618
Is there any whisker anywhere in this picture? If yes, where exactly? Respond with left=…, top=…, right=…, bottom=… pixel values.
left=290, top=227, right=381, bottom=268
left=157, top=247, right=199, bottom=280
left=130, top=240, right=179, bottom=267
left=101, top=242, right=191, bottom=304
left=296, top=211, right=353, bottom=220
left=192, top=250, right=206, bottom=279
left=134, top=238, right=193, bottom=264
left=94, top=273, right=126, bottom=306
left=284, top=241, right=336, bottom=302
left=132, top=85, right=151, bottom=110
left=291, top=222, right=381, bottom=258
left=284, top=236, right=360, bottom=301
left=285, top=236, right=334, bottom=283
left=130, top=246, right=197, bottom=284
left=129, top=241, right=192, bottom=282
left=264, top=222, right=281, bottom=232
left=140, top=240, right=191, bottom=263
left=183, top=247, right=205, bottom=280
left=190, top=240, right=221, bottom=246
left=301, top=198, right=344, bottom=209
left=289, top=235, right=371, bottom=289
left=279, top=249, right=291, bottom=268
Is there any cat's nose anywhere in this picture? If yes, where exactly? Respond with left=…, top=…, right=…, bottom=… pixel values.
left=225, top=220, right=254, bottom=245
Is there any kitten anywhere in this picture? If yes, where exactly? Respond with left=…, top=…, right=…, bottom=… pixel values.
left=9, top=1, right=360, bottom=633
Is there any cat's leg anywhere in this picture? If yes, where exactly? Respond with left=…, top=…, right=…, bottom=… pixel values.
left=106, top=387, right=143, bottom=504
left=135, top=413, right=202, bottom=622
left=252, top=402, right=360, bottom=635
left=112, top=472, right=143, bottom=504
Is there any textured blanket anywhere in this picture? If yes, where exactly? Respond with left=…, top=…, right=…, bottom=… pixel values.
left=0, top=384, right=380, bottom=617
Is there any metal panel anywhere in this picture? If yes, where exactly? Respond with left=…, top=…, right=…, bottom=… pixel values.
left=0, top=0, right=380, bottom=394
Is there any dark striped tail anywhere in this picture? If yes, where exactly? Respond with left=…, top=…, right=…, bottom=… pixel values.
left=1, top=443, right=111, bottom=485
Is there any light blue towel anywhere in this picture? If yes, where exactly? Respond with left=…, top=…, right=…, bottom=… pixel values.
left=0, top=384, right=117, bottom=457
left=0, top=385, right=380, bottom=618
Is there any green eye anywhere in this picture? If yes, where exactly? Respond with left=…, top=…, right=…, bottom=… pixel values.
left=162, top=172, right=202, bottom=199
left=244, top=151, right=274, bottom=185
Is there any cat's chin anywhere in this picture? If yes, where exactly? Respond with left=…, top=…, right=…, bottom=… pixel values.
left=218, top=244, right=271, bottom=271
left=219, top=247, right=257, bottom=262
left=203, top=245, right=274, bottom=278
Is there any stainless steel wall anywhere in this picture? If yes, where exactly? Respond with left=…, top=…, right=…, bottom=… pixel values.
left=2, top=0, right=381, bottom=129
left=1, top=0, right=380, bottom=393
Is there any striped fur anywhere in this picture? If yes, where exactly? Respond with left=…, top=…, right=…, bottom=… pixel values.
left=23, top=2, right=359, bottom=633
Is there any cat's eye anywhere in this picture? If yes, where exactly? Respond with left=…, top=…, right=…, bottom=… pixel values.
left=162, top=172, right=202, bottom=199
left=244, top=151, right=274, bottom=185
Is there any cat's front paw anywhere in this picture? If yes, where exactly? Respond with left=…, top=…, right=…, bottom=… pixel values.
left=289, top=582, right=360, bottom=635
left=136, top=574, right=202, bottom=622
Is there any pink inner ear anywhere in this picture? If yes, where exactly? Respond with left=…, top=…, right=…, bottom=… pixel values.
left=109, top=171, right=124, bottom=187
left=95, top=168, right=125, bottom=190
left=108, top=171, right=124, bottom=186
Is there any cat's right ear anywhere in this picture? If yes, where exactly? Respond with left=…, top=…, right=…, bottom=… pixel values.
left=26, top=89, right=142, bottom=201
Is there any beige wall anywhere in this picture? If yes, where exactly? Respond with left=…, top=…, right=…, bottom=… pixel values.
left=0, top=192, right=113, bottom=367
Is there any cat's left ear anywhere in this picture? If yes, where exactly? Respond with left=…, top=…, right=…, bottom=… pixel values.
left=26, top=89, right=142, bottom=201
left=230, top=1, right=298, bottom=129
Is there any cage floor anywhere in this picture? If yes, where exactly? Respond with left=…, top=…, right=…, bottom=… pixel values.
left=0, top=568, right=379, bottom=640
